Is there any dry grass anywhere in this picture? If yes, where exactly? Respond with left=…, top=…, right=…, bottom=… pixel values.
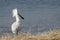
left=0, top=29, right=60, bottom=40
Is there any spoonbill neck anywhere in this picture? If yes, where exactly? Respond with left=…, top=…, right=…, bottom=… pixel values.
left=15, top=15, right=20, bottom=22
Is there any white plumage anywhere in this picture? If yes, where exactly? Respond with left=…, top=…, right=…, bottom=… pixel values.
left=11, top=8, right=24, bottom=35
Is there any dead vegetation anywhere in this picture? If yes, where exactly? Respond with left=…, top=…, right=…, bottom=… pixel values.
left=0, top=29, right=60, bottom=40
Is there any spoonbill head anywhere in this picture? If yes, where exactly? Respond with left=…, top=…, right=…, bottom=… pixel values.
left=12, top=8, right=24, bottom=19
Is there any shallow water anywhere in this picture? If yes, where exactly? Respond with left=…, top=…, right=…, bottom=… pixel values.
left=0, top=0, right=60, bottom=34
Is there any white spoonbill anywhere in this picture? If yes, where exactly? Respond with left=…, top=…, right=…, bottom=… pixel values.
left=11, top=8, right=24, bottom=35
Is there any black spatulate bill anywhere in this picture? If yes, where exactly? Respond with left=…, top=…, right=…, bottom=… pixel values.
left=18, top=13, right=24, bottom=19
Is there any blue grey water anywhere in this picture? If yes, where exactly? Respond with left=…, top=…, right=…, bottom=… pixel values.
left=0, top=0, right=60, bottom=34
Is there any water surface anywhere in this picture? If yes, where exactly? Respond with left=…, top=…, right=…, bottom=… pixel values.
left=0, top=0, right=60, bottom=34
